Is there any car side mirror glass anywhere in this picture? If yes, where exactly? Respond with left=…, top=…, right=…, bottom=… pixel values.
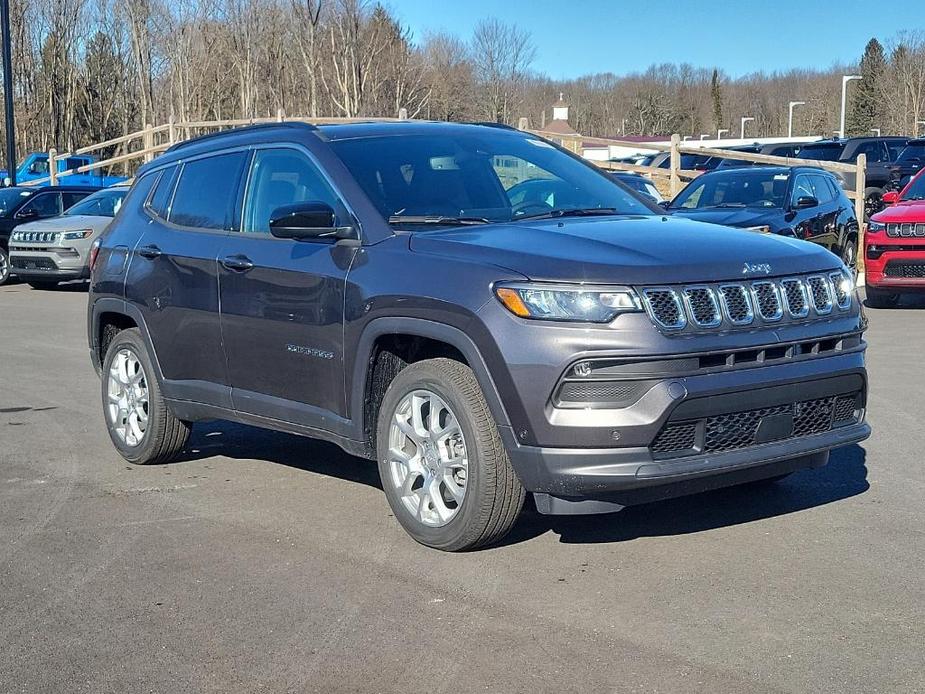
left=881, top=191, right=899, bottom=205
left=269, top=201, right=352, bottom=240
left=658, top=199, right=671, bottom=209
left=794, top=195, right=818, bottom=209
left=16, top=207, right=38, bottom=220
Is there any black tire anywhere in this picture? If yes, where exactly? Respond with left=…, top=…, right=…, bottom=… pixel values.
left=376, top=358, right=525, bottom=551
left=865, top=287, right=900, bottom=309
left=101, top=327, right=190, bottom=464
left=27, top=280, right=59, bottom=290
left=840, top=234, right=858, bottom=269
left=864, top=187, right=883, bottom=220
left=0, top=247, right=9, bottom=286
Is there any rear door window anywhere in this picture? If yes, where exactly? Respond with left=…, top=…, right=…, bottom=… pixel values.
left=62, top=191, right=90, bottom=209
left=169, top=153, right=248, bottom=230
left=147, top=165, right=179, bottom=219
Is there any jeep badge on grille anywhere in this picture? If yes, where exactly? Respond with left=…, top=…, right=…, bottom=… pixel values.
left=742, top=262, right=772, bottom=275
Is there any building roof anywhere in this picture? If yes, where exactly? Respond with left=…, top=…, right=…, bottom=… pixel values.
left=543, top=119, right=579, bottom=136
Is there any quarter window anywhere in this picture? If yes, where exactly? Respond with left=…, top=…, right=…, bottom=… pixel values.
left=147, top=165, right=179, bottom=219
left=241, top=148, right=348, bottom=234
left=169, top=152, right=248, bottom=230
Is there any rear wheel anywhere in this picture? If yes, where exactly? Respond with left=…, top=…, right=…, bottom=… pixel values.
left=27, top=281, right=59, bottom=290
left=376, top=358, right=525, bottom=551
left=865, top=287, right=900, bottom=308
left=0, top=248, right=9, bottom=285
left=101, top=328, right=190, bottom=464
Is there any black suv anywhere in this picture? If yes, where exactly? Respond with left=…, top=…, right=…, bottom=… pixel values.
left=797, top=136, right=908, bottom=216
left=88, top=122, right=870, bottom=550
left=889, top=138, right=925, bottom=191
left=666, top=166, right=861, bottom=267
left=0, top=185, right=100, bottom=284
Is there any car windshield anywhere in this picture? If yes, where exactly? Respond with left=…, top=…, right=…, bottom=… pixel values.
left=327, top=129, right=656, bottom=228
left=797, top=144, right=844, bottom=162
left=670, top=170, right=790, bottom=210
left=898, top=143, right=925, bottom=162
left=0, top=188, right=33, bottom=217
left=65, top=188, right=126, bottom=217
left=901, top=175, right=925, bottom=201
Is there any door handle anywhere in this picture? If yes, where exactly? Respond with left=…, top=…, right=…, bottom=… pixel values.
left=137, top=244, right=162, bottom=259
left=221, top=254, right=254, bottom=272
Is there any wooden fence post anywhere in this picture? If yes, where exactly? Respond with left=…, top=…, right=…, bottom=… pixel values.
left=517, top=117, right=529, bottom=130
left=143, top=124, right=154, bottom=163
left=48, top=148, right=57, bottom=186
left=277, top=107, right=285, bottom=123
left=669, top=134, right=681, bottom=198
left=168, top=115, right=176, bottom=145
left=855, top=153, right=867, bottom=273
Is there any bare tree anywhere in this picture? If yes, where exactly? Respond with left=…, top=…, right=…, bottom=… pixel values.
left=470, top=18, right=535, bottom=123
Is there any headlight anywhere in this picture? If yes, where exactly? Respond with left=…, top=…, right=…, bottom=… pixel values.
left=494, top=283, right=641, bottom=323
left=747, top=225, right=771, bottom=234
left=838, top=268, right=856, bottom=296
left=62, top=229, right=93, bottom=240
left=867, top=221, right=885, bottom=232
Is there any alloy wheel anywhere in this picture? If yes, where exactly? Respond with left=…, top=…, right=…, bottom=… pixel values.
left=387, top=389, right=468, bottom=527
left=107, top=348, right=149, bottom=447
left=0, top=250, right=9, bottom=284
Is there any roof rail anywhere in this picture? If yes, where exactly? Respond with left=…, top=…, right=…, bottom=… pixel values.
left=165, top=121, right=317, bottom=154
left=466, top=121, right=519, bottom=131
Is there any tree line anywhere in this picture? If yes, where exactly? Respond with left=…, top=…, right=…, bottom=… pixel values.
left=5, top=0, right=925, bottom=163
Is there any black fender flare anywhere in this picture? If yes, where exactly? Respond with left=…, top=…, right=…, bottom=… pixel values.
left=89, top=297, right=165, bottom=382
left=349, top=316, right=513, bottom=438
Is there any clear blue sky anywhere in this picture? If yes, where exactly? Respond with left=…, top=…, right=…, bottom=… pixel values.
left=387, top=0, right=914, bottom=78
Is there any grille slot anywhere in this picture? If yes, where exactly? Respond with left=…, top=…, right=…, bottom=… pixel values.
left=718, top=284, right=753, bottom=325
left=683, top=287, right=721, bottom=327
left=781, top=278, right=809, bottom=318
left=807, top=276, right=833, bottom=314
left=751, top=281, right=783, bottom=321
left=643, top=289, right=686, bottom=330
left=833, top=394, right=860, bottom=425
left=557, top=381, right=643, bottom=405
left=10, top=256, right=57, bottom=270
left=651, top=422, right=697, bottom=454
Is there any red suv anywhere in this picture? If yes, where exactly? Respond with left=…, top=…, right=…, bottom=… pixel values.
left=865, top=169, right=925, bottom=307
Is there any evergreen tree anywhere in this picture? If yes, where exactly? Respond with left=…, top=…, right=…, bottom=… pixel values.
left=710, top=69, right=723, bottom=133
left=847, top=38, right=887, bottom=136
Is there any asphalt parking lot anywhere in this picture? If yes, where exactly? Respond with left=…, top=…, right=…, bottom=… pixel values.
left=0, top=280, right=923, bottom=693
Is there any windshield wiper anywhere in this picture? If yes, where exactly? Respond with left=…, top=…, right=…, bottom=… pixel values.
left=514, top=207, right=620, bottom=221
left=388, top=215, right=489, bottom=226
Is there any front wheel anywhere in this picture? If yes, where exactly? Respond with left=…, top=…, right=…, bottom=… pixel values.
left=0, top=248, right=9, bottom=285
left=376, top=358, right=525, bottom=551
left=101, top=327, right=190, bottom=464
left=840, top=235, right=858, bottom=269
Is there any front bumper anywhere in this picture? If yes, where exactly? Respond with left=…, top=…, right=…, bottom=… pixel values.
left=864, top=239, right=925, bottom=290
left=9, top=248, right=89, bottom=280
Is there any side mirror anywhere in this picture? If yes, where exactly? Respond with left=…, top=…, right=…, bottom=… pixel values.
left=658, top=199, right=671, bottom=209
left=881, top=191, right=899, bottom=205
left=268, top=201, right=354, bottom=241
left=794, top=195, right=819, bottom=209
left=15, top=207, right=38, bottom=220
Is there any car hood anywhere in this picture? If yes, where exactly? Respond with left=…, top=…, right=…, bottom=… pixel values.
left=872, top=201, right=925, bottom=223
left=13, top=215, right=112, bottom=232
left=666, top=206, right=783, bottom=229
left=408, top=215, right=840, bottom=284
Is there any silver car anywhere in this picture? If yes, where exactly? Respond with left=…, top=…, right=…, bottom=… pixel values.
left=9, top=186, right=128, bottom=289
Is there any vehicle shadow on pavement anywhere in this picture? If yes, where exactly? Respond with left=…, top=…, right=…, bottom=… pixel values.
left=501, top=444, right=869, bottom=546
left=177, top=419, right=382, bottom=488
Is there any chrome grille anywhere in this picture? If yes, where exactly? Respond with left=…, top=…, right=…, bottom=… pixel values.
left=751, top=281, right=782, bottom=321
left=639, top=273, right=851, bottom=333
left=781, top=278, right=809, bottom=318
left=14, top=230, right=58, bottom=243
left=887, top=223, right=925, bottom=237
left=683, top=287, right=721, bottom=327
left=642, top=289, right=686, bottom=330
left=807, top=276, right=833, bottom=314
left=718, top=285, right=753, bottom=325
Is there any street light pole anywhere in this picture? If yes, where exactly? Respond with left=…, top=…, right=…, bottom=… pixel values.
left=717, top=129, right=729, bottom=139
left=839, top=75, right=862, bottom=139
left=0, top=0, right=15, bottom=186
left=740, top=117, right=754, bottom=139
left=788, top=101, right=805, bottom=138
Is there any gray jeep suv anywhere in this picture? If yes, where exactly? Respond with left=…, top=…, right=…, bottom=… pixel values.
left=88, top=122, right=869, bottom=550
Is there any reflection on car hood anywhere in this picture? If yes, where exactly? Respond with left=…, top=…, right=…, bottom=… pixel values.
left=13, top=215, right=112, bottom=232
left=871, top=200, right=925, bottom=223
left=667, top=207, right=782, bottom=230
left=409, top=215, right=839, bottom=284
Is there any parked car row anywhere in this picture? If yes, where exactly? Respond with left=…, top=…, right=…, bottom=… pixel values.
left=0, top=184, right=127, bottom=286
